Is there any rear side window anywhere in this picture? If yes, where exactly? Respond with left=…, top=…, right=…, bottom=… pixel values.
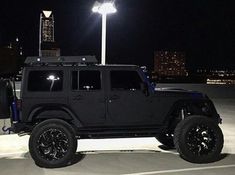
left=72, top=70, right=101, bottom=90
left=110, top=70, right=142, bottom=90
left=28, top=71, right=63, bottom=92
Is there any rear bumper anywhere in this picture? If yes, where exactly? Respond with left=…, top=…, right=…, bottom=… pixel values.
left=11, top=122, right=32, bottom=134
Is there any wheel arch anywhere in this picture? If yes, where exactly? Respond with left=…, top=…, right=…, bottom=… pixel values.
left=163, top=99, right=220, bottom=129
left=28, top=104, right=83, bottom=127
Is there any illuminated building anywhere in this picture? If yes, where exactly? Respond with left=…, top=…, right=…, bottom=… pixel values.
left=153, top=51, right=188, bottom=78
left=39, top=10, right=60, bottom=57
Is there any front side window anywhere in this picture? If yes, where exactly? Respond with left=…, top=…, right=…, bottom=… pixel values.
left=28, top=70, right=63, bottom=92
left=110, top=70, right=142, bottom=90
left=76, top=70, right=101, bottom=90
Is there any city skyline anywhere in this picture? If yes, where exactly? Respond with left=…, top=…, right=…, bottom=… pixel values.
left=154, top=51, right=187, bottom=77
left=0, top=0, right=235, bottom=71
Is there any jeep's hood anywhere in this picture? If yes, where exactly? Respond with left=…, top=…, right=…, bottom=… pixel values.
left=155, top=87, right=193, bottom=92
left=154, top=87, right=207, bottom=98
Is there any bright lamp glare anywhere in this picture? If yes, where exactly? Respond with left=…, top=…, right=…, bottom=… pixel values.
left=47, top=75, right=60, bottom=81
left=92, top=2, right=117, bottom=14
left=47, top=75, right=55, bottom=80
left=42, top=10, right=52, bottom=18
left=92, top=6, right=99, bottom=13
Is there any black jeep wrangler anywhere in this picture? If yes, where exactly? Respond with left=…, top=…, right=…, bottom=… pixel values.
left=0, top=56, right=223, bottom=168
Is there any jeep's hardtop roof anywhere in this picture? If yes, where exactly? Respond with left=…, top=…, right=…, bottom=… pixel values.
left=25, top=56, right=98, bottom=65
left=24, top=56, right=139, bottom=69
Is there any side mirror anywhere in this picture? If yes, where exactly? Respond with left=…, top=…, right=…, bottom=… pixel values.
left=151, top=82, right=156, bottom=89
left=140, top=82, right=149, bottom=96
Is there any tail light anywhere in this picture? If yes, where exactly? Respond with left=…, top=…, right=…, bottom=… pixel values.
left=17, top=99, right=22, bottom=110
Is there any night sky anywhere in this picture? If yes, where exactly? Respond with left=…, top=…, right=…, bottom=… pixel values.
left=0, top=0, right=235, bottom=71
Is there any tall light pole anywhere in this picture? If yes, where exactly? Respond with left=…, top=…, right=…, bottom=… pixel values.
left=92, top=1, right=117, bottom=65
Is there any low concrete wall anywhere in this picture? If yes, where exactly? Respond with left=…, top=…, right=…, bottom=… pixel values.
left=157, top=84, right=235, bottom=99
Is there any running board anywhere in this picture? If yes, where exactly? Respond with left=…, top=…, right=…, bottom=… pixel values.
left=76, top=127, right=164, bottom=139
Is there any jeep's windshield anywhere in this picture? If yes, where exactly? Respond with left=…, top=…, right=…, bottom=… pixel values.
left=140, top=66, right=155, bottom=92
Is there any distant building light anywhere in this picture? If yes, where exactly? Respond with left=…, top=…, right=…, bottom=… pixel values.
left=207, top=78, right=235, bottom=85
left=154, top=50, right=187, bottom=77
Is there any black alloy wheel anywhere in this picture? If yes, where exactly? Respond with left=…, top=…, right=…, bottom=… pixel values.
left=37, top=128, right=69, bottom=161
left=186, top=124, right=216, bottom=156
left=174, top=115, right=224, bottom=163
left=29, top=119, right=77, bottom=168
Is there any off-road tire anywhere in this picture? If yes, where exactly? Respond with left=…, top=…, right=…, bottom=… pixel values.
left=174, top=115, right=224, bottom=163
left=29, top=119, right=77, bottom=168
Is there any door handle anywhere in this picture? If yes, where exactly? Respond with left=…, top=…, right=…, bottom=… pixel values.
left=109, top=95, right=120, bottom=100
left=72, top=95, right=83, bottom=101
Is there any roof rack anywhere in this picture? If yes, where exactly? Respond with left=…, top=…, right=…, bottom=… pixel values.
left=24, top=56, right=98, bottom=66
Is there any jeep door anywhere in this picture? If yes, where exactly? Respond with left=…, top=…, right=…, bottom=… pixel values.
left=69, top=68, right=106, bottom=126
left=107, top=69, right=153, bottom=125
left=21, top=68, right=67, bottom=122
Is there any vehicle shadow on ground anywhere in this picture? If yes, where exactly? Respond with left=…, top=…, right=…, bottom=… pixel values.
left=67, top=152, right=86, bottom=167
left=0, top=150, right=233, bottom=174
left=25, top=152, right=86, bottom=168
left=0, top=152, right=86, bottom=169
left=158, top=144, right=176, bottom=151
left=217, top=153, right=229, bottom=161
left=47, top=151, right=235, bottom=175
left=158, top=144, right=229, bottom=162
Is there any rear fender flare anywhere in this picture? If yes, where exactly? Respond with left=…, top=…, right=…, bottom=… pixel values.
left=28, top=105, right=83, bottom=127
